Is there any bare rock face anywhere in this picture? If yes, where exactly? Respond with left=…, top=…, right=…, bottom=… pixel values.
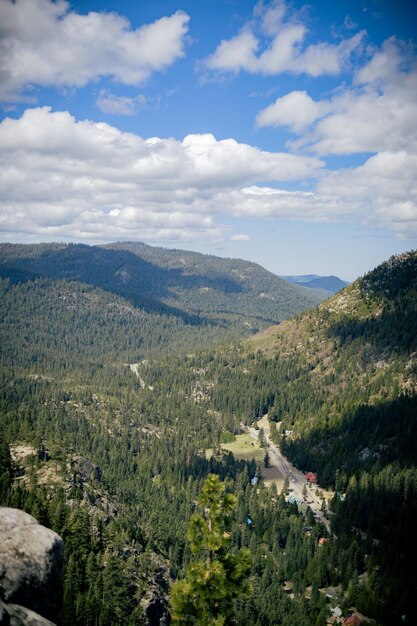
left=0, top=601, right=57, bottom=625
left=0, top=507, right=64, bottom=625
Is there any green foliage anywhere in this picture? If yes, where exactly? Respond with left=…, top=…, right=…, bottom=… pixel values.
left=220, top=431, right=236, bottom=444
left=170, top=475, right=251, bottom=625
left=0, top=433, right=12, bottom=499
left=0, top=242, right=323, bottom=368
left=0, top=248, right=415, bottom=625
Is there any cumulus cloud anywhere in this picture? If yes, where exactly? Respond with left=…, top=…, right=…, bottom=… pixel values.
left=253, top=37, right=417, bottom=236
left=1, top=105, right=415, bottom=242
left=224, top=186, right=349, bottom=222
left=0, top=0, right=189, bottom=101
left=0, top=107, right=323, bottom=242
left=317, top=151, right=417, bottom=234
left=305, top=46, right=417, bottom=156
left=203, top=0, right=365, bottom=77
left=259, top=38, right=417, bottom=157
left=256, top=90, right=330, bottom=131
left=229, top=169, right=417, bottom=236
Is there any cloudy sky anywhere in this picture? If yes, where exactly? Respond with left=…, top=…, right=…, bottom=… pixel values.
left=0, top=0, right=416, bottom=280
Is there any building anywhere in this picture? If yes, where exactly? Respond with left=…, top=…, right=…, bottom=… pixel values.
left=344, top=614, right=363, bottom=625
left=306, top=472, right=317, bottom=483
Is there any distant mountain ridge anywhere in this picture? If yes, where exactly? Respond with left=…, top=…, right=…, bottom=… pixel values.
left=0, top=241, right=326, bottom=366
left=0, top=241, right=325, bottom=320
left=281, top=273, right=349, bottom=294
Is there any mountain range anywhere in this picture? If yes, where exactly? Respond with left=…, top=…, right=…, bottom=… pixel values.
left=0, top=242, right=325, bottom=361
left=281, top=274, right=349, bottom=294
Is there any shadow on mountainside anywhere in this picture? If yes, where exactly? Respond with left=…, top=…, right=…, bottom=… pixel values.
left=282, top=393, right=417, bottom=486
left=326, top=270, right=417, bottom=359
left=326, top=302, right=417, bottom=357
left=0, top=244, right=246, bottom=326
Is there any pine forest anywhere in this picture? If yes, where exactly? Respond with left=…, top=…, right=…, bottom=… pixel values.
left=0, top=243, right=416, bottom=626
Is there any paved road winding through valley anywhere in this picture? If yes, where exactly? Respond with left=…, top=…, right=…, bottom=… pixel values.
left=246, top=422, right=331, bottom=532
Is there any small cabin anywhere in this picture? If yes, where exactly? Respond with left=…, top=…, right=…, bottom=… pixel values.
left=344, top=615, right=363, bottom=625
left=305, top=472, right=317, bottom=483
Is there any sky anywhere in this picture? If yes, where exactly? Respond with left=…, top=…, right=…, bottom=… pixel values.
left=0, top=0, right=416, bottom=280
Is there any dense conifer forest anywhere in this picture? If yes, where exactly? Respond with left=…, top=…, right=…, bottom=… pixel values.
left=0, top=244, right=416, bottom=625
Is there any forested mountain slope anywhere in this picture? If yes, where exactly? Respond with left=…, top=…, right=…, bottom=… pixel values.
left=180, top=250, right=416, bottom=624
left=245, top=250, right=417, bottom=480
left=103, top=241, right=324, bottom=318
left=0, top=276, right=245, bottom=369
left=0, top=242, right=323, bottom=348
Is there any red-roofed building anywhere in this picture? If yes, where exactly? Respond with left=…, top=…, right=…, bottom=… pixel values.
left=344, top=615, right=363, bottom=625
left=306, top=472, right=317, bottom=483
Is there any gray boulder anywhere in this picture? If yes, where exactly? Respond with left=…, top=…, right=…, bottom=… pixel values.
left=0, top=507, right=63, bottom=625
left=0, top=601, right=56, bottom=625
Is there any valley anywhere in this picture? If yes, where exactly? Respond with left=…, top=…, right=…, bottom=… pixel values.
left=0, top=244, right=416, bottom=626
left=246, top=419, right=332, bottom=532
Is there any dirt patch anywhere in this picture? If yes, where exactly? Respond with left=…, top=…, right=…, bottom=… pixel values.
left=260, top=464, right=285, bottom=490
left=10, top=444, right=37, bottom=465
left=37, top=463, right=64, bottom=486
left=11, top=443, right=65, bottom=488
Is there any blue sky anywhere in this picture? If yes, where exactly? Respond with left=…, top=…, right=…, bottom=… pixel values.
left=0, top=0, right=416, bottom=280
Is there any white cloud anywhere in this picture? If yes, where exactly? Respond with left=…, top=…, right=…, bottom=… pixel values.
left=252, top=38, right=417, bottom=236
left=256, top=90, right=329, bottom=131
left=206, top=30, right=259, bottom=73
left=218, top=175, right=417, bottom=237
left=259, top=38, right=417, bottom=158
left=1, top=105, right=415, bottom=243
left=343, top=16, right=358, bottom=32
left=354, top=36, right=410, bottom=85
left=96, top=91, right=148, bottom=116
left=203, top=0, right=365, bottom=77
left=225, top=186, right=348, bottom=221
left=307, top=43, right=417, bottom=156
left=0, top=107, right=323, bottom=242
left=230, top=234, right=251, bottom=241
left=0, top=0, right=189, bottom=101
left=317, top=151, right=417, bottom=234
left=257, top=0, right=286, bottom=36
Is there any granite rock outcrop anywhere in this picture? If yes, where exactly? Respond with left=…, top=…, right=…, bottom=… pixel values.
left=0, top=507, right=63, bottom=625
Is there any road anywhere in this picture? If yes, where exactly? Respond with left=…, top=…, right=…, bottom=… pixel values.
left=246, top=421, right=331, bottom=532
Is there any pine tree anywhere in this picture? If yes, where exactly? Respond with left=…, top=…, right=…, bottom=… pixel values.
left=0, top=436, right=12, bottom=502
left=258, top=428, right=266, bottom=449
left=101, top=554, right=132, bottom=625
left=170, top=474, right=251, bottom=625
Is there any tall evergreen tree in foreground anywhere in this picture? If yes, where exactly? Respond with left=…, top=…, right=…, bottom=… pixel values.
left=170, top=474, right=251, bottom=625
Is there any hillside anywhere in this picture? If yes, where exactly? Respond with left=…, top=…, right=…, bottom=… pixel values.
left=245, top=250, right=417, bottom=429
left=0, top=242, right=325, bottom=371
left=130, top=250, right=416, bottom=623
left=0, top=241, right=323, bottom=324
left=0, top=276, right=245, bottom=370
left=187, top=250, right=416, bottom=624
